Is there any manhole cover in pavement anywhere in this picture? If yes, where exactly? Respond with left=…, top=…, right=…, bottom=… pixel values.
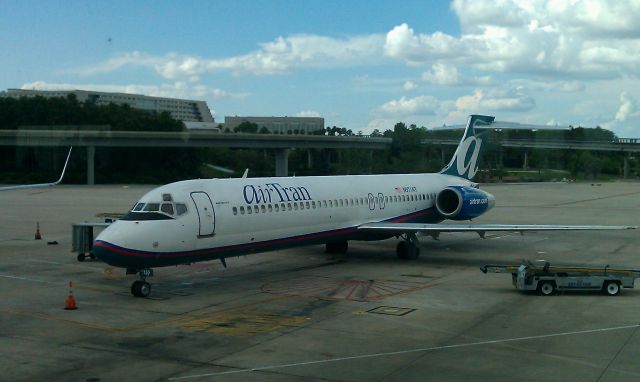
left=367, top=306, right=416, bottom=316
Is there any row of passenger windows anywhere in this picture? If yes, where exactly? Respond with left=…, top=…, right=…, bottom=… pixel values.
left=231, top=193, right=437, bottom=216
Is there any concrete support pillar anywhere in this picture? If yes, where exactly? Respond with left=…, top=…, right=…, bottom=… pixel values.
left=523, top=150, right=529, bottom=170
left=307, top=150, right=313, bottom=169
left=623, top=153, right=629, bottom=179
left=87, top=146, right=95, bottom=185
left=275, top=148, right=289, bottom=177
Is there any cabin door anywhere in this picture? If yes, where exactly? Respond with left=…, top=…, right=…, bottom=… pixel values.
left=191, top=191, right=215, bottom=237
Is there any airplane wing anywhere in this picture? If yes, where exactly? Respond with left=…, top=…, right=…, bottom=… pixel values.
left=0, top=147, right=72, bottom=191
left=358, top=222, right=637, bottom=238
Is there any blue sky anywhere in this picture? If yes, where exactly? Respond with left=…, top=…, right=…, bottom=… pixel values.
left=1, top=0, right=639, bottom=136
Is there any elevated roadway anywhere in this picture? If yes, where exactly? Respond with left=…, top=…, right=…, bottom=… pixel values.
left=422, top=137, right=640, bottom=178
left=0, top=129, right=391, bottom=183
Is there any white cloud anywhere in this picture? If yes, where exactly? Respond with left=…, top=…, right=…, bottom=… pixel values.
left=454, top=88, right=535, bottom=113
left=383, top=1, right=640, bottom=79
left=510, top=79, right=585, bottom=93
left=615, top=91, right=637, bottom=122
left=421, top=63, right=492, bottom=86
left=83, top=33, right=385, bottom=79
left=295, top=110, right=321, bottom=118
left=403, top=81, right=418, bottom=91
left=20, top=81, right=247, bottom=100
left=378, top=95, right=439, bottom=116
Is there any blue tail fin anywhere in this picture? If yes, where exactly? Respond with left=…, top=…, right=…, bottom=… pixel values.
left=439, top=114, right=494, bottom=180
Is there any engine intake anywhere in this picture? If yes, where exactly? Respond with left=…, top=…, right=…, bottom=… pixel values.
left=436, top=186, right=495, bottom=220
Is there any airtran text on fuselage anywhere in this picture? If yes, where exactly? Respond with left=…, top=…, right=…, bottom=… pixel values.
left=243, top=183, right=312, bottom=204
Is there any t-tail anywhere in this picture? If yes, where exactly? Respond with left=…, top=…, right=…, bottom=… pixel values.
left=439, top=114, right=495, bottom=180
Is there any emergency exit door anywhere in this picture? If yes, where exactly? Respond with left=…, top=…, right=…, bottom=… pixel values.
left=191, top=191, right=215, bottom=237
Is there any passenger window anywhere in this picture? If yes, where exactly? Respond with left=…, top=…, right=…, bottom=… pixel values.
left=176, top=203, right=188, bottom=215
left=133, top=203, right=145, bottom=212
left=254, top=205, right=259, bottom=213
left=160, top=203, right=174, bottom=215
left=306, top=201, right=310, bottom=209
left=281, top=203, right=286, bottom=211
left=268, top=204, right=273, bottom=212
left=287, top=203, right=292, bottom=211
left=323, top=200, right=327, bottom=208
left=233, top=207, right=238, bottom=215
left=312, top=201, right=316, bottom=208
left=334, top=200, right=338, bottom=207
left=300, top=202, right=304, bottom=210
left=240, top=206, right=245, bottom=215
left=144, top=203, right=160, bottom=211
left=294, top=202, right=299, bottom=210
left=275, top=204, right=279, bottom=212
left=247, top=206, right=253, bottom=214
left=340, top=200, right=344, bottom=207
left=261, top=205, right=266, bottom=213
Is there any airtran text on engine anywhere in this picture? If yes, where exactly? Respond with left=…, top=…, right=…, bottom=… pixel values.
left=243, top=183, right=312, bottom=204
left=469, top=198, right=488, bottom=205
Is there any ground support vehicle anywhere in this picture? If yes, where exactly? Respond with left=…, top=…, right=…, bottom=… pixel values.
left=480, top=260, right=640, bottom=296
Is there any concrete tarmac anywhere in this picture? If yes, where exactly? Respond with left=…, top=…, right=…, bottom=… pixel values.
left=1, top=182, right=639, bottom=381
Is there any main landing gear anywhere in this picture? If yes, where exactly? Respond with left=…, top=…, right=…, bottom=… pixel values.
left=325, top=241, right=348, bottom=254
left=396, top=233, right=420, bottom=260
left=128, top=268, right=153, bottom=298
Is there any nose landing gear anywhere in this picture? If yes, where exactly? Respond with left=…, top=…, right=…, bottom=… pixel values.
left=128, top=268, right=153, bottom=298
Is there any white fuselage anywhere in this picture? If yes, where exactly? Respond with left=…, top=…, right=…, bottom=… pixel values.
left=94, top=173, right=473, bottom=268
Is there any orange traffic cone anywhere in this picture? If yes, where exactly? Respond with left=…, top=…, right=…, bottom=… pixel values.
left=34, top=222, right=42, bottom=240
left=64, top=281, right=78, bottom=310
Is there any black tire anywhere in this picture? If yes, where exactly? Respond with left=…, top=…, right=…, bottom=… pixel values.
left=538, top=281, right=555, bottom=296
left=604, top=281, right=620, bottom=296
left=138, top=282, right=151, bottom=298
left=397, top=241, right=419, bottom=260
left=89, top=252, right=96, bottom=260
left=131, top=280, right=142, bottom=297
left=396, top=241, right=409, bottom=259
left=325, top=241, right=348, bottom=254
left=77, top=253, right=85, bottom=262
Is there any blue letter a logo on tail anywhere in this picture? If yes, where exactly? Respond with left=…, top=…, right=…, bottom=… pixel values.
left=440, top=114, right=494, bottom=180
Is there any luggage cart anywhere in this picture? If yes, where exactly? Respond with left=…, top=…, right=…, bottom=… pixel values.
left=481, top=260, right=640, bottom=296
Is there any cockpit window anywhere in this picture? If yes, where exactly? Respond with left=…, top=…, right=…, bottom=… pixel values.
left=160, top=203, right=174, bottom=215
left=133, top=203, right=145, bottom=212
left=143, top=203, right=160, bottom=212
left=176, top=203, right=188, bottom=215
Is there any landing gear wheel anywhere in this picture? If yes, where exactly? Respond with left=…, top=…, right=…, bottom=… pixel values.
left=538, top=281, right=555, bottom=296
left=131, top=280, right=142, bottom=297
left=77, top=253, right=86, bottom=262
left=325, top=241, right=348, bottom=254
left=89, top=252, right=96, bottom=260
left=604, top=281, right=620, bottom=296
left=396, top=238, right=420, bottom=260
left=131, top=280, right=151, bottom=298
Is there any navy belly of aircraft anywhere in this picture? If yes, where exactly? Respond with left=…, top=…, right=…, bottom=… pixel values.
left=93, top=115, right=636, bottom=297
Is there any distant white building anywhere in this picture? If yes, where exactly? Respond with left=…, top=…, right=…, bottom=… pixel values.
left=2, top=88, right=214, bottom=124
left=224, top=116, right=324, bottom=134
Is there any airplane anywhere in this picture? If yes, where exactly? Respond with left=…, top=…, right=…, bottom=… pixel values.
left=93, top=115, right=636, bottom=297
left=0, top=147, right=72, bottom=191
